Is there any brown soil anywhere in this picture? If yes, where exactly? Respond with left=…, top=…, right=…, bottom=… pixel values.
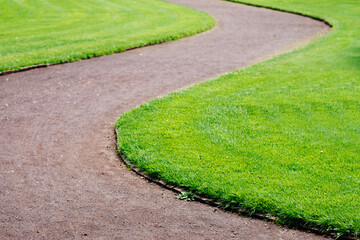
left=0, top=0, right=330, bottom=239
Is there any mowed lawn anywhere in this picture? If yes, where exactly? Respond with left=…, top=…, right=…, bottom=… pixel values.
left=116, top=0, right=360, bottom=237
left=0, top=0, right=214, bottom=72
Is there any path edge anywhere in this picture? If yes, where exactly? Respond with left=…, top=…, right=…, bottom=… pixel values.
left=0, top=0, right=332, bottom=77
left=115, top=128, right=357, bottom=240
left=0, top=3, right=216, bottom=77
left=225, top=0, right=332, bottom=28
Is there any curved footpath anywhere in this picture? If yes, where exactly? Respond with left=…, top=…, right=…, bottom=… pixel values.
left=0, top=0, right=330, bottom=239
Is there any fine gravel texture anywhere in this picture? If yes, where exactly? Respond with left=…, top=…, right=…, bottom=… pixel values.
left=0, top=0, right=330, bottom=239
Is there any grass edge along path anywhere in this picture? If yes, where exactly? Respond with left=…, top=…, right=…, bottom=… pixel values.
left=0, top=0, right=214, bottom=73
left=116, top=0, right=360, bottom=238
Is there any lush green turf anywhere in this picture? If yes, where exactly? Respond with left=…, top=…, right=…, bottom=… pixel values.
left=0, top=0, right=214, bottom=72
left=116, top=0, right=360, bottom=237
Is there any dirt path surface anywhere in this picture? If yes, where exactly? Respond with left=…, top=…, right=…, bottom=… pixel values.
left=0, top=0, right=330, bottom=239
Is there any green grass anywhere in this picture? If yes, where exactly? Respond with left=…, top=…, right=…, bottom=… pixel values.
left=116, top=0, right=360, bottom=237
left=0, top=0, right=214, bottom=72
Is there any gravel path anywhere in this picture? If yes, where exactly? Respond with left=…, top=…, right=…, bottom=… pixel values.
left=0, top=0, right=330, bottom=239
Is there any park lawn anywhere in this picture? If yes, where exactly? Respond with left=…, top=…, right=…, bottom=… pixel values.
left=0, top=0, right=214, bottom=72
left=116, top=0, right=360, bottom=237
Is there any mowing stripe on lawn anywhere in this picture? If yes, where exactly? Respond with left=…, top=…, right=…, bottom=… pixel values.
left=116, top=0, right=360, bottom=238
